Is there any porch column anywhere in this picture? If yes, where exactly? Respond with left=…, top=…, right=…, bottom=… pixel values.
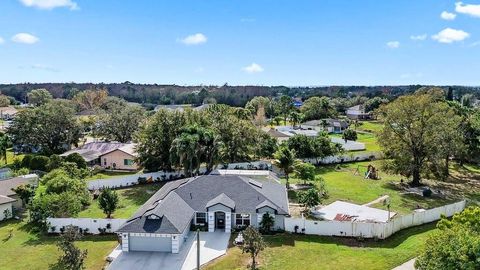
left=225, top=211, right=231, bottom=233
left=121, top=233, right=129, bottom=252
left=208, top=212, right=214, bottom=232
left=171, top=234, right=179, bottom=253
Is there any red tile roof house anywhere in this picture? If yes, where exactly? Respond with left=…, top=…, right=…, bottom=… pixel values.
left=60, top=142, right=139, bottom=171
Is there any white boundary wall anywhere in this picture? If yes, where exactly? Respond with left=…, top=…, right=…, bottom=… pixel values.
left=87, top=161, right=272, bottom=190
left=285, top=200, right=465, bottom=239
left=47, top=218, right=127, bottom=234
left=302, top=151, right=384, bottom=165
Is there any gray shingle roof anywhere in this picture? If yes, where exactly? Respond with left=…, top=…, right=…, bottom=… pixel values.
left=60, top=142, right=137, bottom=161
left=0, top=195, right=15, bottom=205
left=0, top=176, right=37, bottom=197
left=205, top=193, right=236, bottom=210
left=117, top=174, right=289, bottom=234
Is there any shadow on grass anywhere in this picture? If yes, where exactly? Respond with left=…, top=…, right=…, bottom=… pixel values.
left=119, top=183, right=164, bottom=206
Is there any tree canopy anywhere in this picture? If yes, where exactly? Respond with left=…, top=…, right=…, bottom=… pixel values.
left=378, top=91, right=462, bottom=186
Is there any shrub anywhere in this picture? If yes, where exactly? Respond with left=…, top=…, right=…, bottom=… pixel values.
left=64, top=153, right=87, bottom=169
left=423, top=188, right=432, bottom=197
left=138, top=177, right=147, bottom=184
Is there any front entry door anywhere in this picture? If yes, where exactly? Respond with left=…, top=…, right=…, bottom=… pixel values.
left=215, top=212, right=225, bottom=229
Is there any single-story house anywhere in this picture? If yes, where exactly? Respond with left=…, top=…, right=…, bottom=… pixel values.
left=346, top=105, right=372, bottom=120
left=0, top=174, right=38, bottom=219
left=0, top=106, right=18, bottom=121
left=116, top=172, right=289, bottom=253
left=60, top=142, right=139, bottom=171
left=301, top=119, right=349, bottom=134
left=267, top=126, right=365, bottom=151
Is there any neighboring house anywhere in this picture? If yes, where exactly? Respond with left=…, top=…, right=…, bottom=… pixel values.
left=301, top=119, right=349, bottom=134
left=267, top=126, right=366, bottom=151
left=0, top=106, right=18, bottom=121
left=60, top=142, right=139, bottom=171
left=116, top=171, right=289, bottom=253
left=0, top=174, right=38, bottom=217
left=346, top=105, right=371, bottom=120
left=266, top=128, right=291, bottom=143
left=0, top=195, right=15, bottom=220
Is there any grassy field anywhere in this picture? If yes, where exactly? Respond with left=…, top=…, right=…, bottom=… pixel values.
left=78, top=183, right=163, bottom=219
left=204, top=222, right=437, bottom=270
left=0, top=219, right=117, bottom=270
left=356, top=121, right=384, bottom=133
left=289, top=161, right=475, bottom=215
left=330, top=133, right=381, bottom=153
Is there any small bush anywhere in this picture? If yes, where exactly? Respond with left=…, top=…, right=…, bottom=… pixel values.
left=423, top=188, right=432, bottom=197
left=138, top=177, right=147, bottom=184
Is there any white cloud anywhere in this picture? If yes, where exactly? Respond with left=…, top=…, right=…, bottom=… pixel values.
left=18, top=0, right=78, bottom=10
left=432, top=28, right=470, bottom=43
left=410, top=34, right=427, bottom=41
left=386, top=41, right=400, bottom=48
left=243, top=63, right=264, bottom=73
left=456, top=2, right=480, bottom=18
left=11, top=33, right=39, bottom=44
left=180, top=33, right=207, bottom=45
left=0, top=37, right=4, bottom=44
left=440, top=11, right=457, bottom=20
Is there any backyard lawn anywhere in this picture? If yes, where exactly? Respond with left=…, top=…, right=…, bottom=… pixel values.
left=0, top=219, right=117, bottom=270
left=289, top=161, right=477, bottom=215
left=204, top=222, right=437, bottom=270
left=78, top=183, right=163, bottom=219
left=85, top=170, right=141, bottom=181
left=356, top=121, right=384, bottom=133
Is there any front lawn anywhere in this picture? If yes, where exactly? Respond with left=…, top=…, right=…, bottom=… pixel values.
left=289, top=161, right=473, bottom=214
left=78, top=183, right=163, bottom=219
left=204, top=222, right=437, bottom=270
left=0, top=219, right=117, bottom=270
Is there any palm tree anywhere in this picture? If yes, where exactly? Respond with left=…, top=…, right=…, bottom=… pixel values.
left=290, top=111, right=304, bottom=128
left=0, top=134, right=9, bottom=165
left=170, top=133, right=199, bottom=177
left=273, top=146, right=297, bottom=189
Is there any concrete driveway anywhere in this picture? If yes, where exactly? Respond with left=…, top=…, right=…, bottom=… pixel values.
left=108, top=231, right=230, bottom=270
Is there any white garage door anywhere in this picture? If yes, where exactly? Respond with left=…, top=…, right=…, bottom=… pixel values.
left=129, top=235, right=172, bottom=252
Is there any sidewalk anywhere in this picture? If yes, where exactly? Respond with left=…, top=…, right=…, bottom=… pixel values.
left=392, top=258, right=416, bottom=270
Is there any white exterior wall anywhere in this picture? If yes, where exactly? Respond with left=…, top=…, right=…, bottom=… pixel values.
left=47, top=218, right=127, bottom=234
left=0, top=203, right=13, bottom=220
left=284, top=200, right=466, bottom=239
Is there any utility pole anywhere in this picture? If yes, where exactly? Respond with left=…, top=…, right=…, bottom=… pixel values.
left=196, top=229, right=200, bottom=270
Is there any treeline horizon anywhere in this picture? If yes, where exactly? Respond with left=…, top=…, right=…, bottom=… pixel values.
left=1, top=82, right=479, bottom=108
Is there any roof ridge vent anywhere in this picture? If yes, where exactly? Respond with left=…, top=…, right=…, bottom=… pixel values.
left=248, top=179, right=263, bottom=188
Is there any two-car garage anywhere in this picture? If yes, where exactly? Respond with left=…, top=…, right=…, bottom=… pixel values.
left=128, top=234, right=172, bottom=252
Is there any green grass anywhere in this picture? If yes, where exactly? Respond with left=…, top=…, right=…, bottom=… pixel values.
left=78, top=183, right=164, bottom=219
left=356, top=121, right=384, bottom=133
left=204, top=222, right=437, bottom=270
left=85, top=170, right=141, bottom=181
left=330, top=133, right=381, bottom=153
left=290, top=161, right=460, bottom=214
left=0, top=219, right=117, bottom=270
left=0, top=149, right=25, bottom=168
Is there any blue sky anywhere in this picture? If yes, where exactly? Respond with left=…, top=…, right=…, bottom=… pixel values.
left=0, top=0, right=479, bottom=85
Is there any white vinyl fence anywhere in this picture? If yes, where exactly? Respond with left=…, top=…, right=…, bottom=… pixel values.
left=302, top=151, right=384, bottom=165
left=285, top=200, right=465, bottom=239
left=47, top=218, right=127, bottom=234
left=87, top=161, right=272, bottom=190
